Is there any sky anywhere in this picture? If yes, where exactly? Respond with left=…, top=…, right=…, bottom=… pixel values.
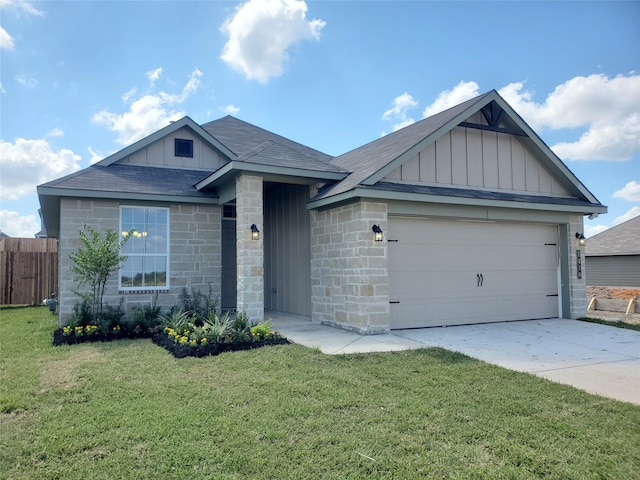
left=1, top=0, right=639, bottom=239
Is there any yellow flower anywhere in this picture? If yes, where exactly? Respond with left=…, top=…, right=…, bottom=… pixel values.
left=201, top=338, right=207, bottom=344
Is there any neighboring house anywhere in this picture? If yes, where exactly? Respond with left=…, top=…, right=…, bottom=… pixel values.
left=38, top=91, right=606, bottom=333
left=585, top=215, right=640, bottom=287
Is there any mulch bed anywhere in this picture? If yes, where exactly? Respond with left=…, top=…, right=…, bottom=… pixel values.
left=52, top=328, right=290, bottom=358
left=152, top=333, right=290, bottom=358
left=52, top=329, right=153, bottom=346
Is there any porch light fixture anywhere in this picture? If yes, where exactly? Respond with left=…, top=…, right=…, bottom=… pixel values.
left=251, top=224, right=260, bottom=240
left=372, top=224, right=383, bottom=242
left=575, top=232, right=586, bottom=247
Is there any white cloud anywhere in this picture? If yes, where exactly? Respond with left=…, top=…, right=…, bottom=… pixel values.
left=614, top=206, right=640, bottom=225
left=92, top=68, right=202, bottom=145
left=423, top=81, right=480, bottom=118
left=0, top=137, right=81, bottom=200
left=1, top=0, right=45, bottom=16
left=221, top=104, right=240, bottom=115
left=382, top=92, right=419, bottom=133
left=0, top=82, right=6, bottom=94
left=146, top=67, right=162, bottom=86
left=45, top=127, right=64, bottom=138
left=0, top=26, right=14, bottom=49
left=220, top=0, right=325, bottom=83
left=0, top=210, right=40, bottom=238
left=584, top=223, right=609, bottom=238
left=16, top=75, right=37, bottom=88
left=498, top=74, right=640, bottom=161
left=0, top=1, right=44, bottom=50
left=613, top=180, right=640, bottom=202
left=87, top=146, right=108, bottom=165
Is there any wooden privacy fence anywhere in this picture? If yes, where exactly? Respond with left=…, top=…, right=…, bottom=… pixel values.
left=0, top=238, right=58, bottom=305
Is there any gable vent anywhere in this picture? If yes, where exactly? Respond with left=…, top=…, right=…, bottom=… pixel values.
left=175, top=138, right=193, bottom=158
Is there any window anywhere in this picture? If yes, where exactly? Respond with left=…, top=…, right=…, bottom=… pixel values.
left=120, top=206, right=169, bottom=290
left=174, top=138, right=193, bottom=157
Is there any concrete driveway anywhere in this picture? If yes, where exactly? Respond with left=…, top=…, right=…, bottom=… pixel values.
left=270, top=314, right=640, bottom=405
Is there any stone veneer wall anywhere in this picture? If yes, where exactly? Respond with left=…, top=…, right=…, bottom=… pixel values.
left=568, top=213, right=587, bottom=319
left=57, top=198, right=221, bottom=325
left=235, top=175, right=264, bottom=322
left=310, top=200, right=389, bottom=334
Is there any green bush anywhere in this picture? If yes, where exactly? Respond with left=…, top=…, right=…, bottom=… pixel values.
left=178, top=284, right=217, bottom=323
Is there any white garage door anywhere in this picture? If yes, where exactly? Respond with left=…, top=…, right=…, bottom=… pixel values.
left=389, top=217, right=559, bottom=329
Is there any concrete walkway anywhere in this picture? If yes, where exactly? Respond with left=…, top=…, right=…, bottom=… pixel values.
left=269, top=312, right=640, bottom=405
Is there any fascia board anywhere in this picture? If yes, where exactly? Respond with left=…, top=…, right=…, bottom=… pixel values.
left=97, top=116, right=236, bottom=166
left=362, top=93, right=496, bottom=186
left=36, top=185, right=219, bottom=205
left=196, top=161, right=347, bottom=190
left=307, top=186, right=609, bottom=215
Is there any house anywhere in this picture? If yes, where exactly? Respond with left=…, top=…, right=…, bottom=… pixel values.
left=38, top=90, right=606, bottom=333
left=585, top=215, right=640, bottom=287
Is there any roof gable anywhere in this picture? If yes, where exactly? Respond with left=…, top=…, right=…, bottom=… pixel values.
left=313, top=90, right=603, bottom=209
left=97, top=116, right=236, bottom=166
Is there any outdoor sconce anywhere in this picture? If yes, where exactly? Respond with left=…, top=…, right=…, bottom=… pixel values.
left=372, top=224, right=383, bottom=242
left=251, top=224, right=260, bottom=240
left=575, top=232, right=586, bottom=247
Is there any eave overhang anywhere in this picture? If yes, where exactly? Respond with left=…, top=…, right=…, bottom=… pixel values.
left=37, top=185, right=218, bottom=238
left=307, top=185, right=609, bottom=216
left=196, top=161, right=348, bottom=191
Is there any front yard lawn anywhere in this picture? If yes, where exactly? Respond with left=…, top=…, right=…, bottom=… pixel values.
left=2, top=306, right=639, bottom=479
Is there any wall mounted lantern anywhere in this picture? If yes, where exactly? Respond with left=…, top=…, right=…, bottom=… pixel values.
left=251, top=224, right=260, bottom=241
left=575, top=232, right=586, bottom=247
left=372, top=224, right=383, bottom=242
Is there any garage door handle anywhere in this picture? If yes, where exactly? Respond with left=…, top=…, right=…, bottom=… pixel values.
left=477, top=273, right=484, bottom=287
left=389, top=301, right=400, bottom=304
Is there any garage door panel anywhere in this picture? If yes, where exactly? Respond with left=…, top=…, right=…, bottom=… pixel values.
left=389, top=218, right=559, bottom=329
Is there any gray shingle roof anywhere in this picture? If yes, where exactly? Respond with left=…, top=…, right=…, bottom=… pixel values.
left=586, top=215, right=640, bottom=256
left=234, top=140, right=346, bottom=174
left=39, top=164, right=217, bottom=199
left=202, top=116, right=343, bottom=174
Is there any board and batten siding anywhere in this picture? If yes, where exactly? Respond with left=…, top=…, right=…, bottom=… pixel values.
left=264, top=184, right=312, bottom=316
left=115, top=127, right=228, bottom=171
left=385, top=123, right=570, bottom=197
left=585, top=255, right=640, bottom=287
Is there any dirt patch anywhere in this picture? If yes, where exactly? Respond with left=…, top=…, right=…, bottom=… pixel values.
left=585, top=286, right=640, bottom=325
left=587, top=286, right=640, bottom=299
left=39, top=349, right=104, bottom=393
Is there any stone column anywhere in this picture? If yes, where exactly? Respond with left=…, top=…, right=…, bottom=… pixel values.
left=235, top=174, right=264, bottom=322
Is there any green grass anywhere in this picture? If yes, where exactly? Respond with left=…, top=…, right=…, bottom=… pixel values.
left=1, top=307, right=639, bottom=479
left=580, top=316, right=640, bottom=331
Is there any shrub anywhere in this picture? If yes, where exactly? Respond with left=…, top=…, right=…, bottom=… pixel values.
left=178, top=284, right=217, bottom=323
left=250, top=320, right=273, bottom=340
left=203, top=311, right=232, bottom=342
left=68, top=225, right=132, bottom=327
left=132, top=294, right=163, bottom=333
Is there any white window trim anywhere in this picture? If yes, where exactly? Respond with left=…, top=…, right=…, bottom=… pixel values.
left=119, top=205, right=170, bottom=292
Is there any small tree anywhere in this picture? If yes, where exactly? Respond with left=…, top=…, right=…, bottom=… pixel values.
left=69, top=225, right=131, bottom=324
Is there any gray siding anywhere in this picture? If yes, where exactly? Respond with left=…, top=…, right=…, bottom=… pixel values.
left=116, top=127, right=227, bottom=171
left=264, top=184, right=311, bottom=316
left=384, top=124, right=570, bottom=197
left=586, top=255, right=640, bottom=287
